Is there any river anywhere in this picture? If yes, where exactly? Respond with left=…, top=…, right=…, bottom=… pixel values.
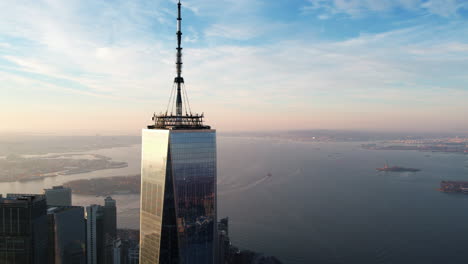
left=1, top=137, right=468, bottom=263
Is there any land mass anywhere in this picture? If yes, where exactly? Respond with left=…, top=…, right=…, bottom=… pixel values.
left=363, top=138, right=468, bottom=155
left=0, top=153, right=127, bottom=182
left=439, top=181, right=468, bottom=193
left=64, top=175, right=140, bottom=196
left=0, top=135, right=140, bottom=155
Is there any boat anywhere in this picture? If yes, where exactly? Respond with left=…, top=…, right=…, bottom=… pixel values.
left=376, top=163, right=421, bottom=172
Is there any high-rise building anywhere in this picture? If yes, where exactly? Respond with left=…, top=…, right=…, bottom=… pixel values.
left=47, top=206, right=86, bottom=264
left=86, top=205, right=104, bottom=264
left=113, top=239, right=122, bottom=264
left=103, top=196, right=117, bottom=264
left=128, top=245, right=139, bottom=264
left=115, top=230, right=140, bottom=264
left=86, top=197, right=118, bottom=264
left=139, top=1, right=217, bottom=263
left=0, top=194, right=49, bottom=264
left=217, top=218, right=230, bottom=264
left=44, top=186, right=72, bottom=207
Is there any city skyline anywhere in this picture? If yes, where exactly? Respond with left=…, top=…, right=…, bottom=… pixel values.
left=1, top=0, right=468, bottom=135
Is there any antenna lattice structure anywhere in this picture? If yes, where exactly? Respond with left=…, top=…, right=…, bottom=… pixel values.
left=149, top=0, right=210, bottom=130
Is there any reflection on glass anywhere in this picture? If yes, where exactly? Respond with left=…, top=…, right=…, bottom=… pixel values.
left=140, top=129, right=216, bottom=264
left=140, top=130, right=170, bottom=264
left=171, top=131, right=216, bottom=264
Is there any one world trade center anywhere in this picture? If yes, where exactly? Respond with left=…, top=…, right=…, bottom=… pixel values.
left=139, top=1, right=217, bottom=264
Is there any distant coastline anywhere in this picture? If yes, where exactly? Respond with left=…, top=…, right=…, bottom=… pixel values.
left=64, top=175, right=140, bottom=196
left=0, top=153, right=128, bottom=183
left=362, top=140, right=468, bottom=155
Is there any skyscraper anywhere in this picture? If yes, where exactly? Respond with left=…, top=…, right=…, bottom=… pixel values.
left=139, top=1, right=217, bottom=263
left=86, top=205, right=104, bottom=264
left=128, top=245, right=139, bottom=264
left=86, top=197, right=118, bottom=264
left=0, top=194, right=49, bottom=264
left=103, top=196, right=117, bottom=264
left=47, top=206, right=86, bottom=264
left=44, top=186, right=72, bottom=207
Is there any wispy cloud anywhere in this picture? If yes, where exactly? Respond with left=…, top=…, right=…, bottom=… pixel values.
left=1, top=0, right=468, bottom=133
left=304, top=0, right=468, bottom=18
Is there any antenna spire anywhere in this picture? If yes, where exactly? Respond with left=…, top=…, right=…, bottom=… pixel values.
left=148, top=0, right=210, bottom=130
left=175, top=0, right=184, bottom=117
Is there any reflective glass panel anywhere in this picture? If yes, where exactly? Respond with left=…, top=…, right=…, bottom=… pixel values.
left=170, top=130, right=217, bottom=264
left=140, top=130, right=170, bottom=264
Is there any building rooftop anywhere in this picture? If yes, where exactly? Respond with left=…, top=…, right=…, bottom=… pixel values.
left=47, top=206, right=84, bottom=214
left=148, top=113, right=211, bottom=130
left=45, top=185, right=70, bottom=191
left=1, top=194, right=46, bottom=204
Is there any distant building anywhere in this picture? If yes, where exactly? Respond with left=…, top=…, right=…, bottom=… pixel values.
left=47, top=206, right=86, bottom=264
left=86, top=197, right=118, bottom=264
left=217, top=218, right=230, bottom=264
left=116, top=229, right=140, bottom=264
left=217, top=218, right=283, bottom=264
left=44, top=186, right=72, bottom=206
left=127, top=245, right=139, bottom=264
left=86, top=205, right=104, bottom=264
left=112, top=238, right=140, bottom=264
left=103, top=196, right=117, bottom=264
left=113, top=239, right=122, bottom=264
left=0, top=194, right=49, bottom=263
left=104, top=197, right=117, bottom=236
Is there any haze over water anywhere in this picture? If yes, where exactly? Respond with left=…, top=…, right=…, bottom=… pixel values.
left=1, top=136, right=468, bottom=263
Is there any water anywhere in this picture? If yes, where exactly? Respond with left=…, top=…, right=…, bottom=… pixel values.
left=217, top=138, right=468, bottom=264
left=0, top=145, right=142, bottom=223
left=1, top=137, right=468, bottom=263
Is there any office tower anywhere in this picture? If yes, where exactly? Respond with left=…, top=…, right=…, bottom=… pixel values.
left=103, top=196, right=117, bottom=264
left=86, top=205, right=104, bottom=264
left=217, top=218, right=230, bottom=264
left=115, top=230, right=140, bottom=264
left=104, top=196, right=117, bottom=240
left=128, top=245, right=139, bottom=264
left=0, top=194, right=48, bottom=263
left=139, top=1, right=217, bottom=263
left=47, top=206, right=86, bottom=264
left=44, top=186, right=72, bottom=206
left=113, top=239, right=122, bottom=264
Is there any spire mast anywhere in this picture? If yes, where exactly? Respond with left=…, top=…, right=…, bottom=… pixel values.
left=175, top=0, right=184, bottom=117
left=148, top=0, right=211, bottom=130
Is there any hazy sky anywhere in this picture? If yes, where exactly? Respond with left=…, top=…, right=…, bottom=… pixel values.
left=1, top=0, right=468, bottom=135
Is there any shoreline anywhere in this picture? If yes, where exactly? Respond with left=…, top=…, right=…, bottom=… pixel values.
left=0, top=163, right=129, bottom=183
left=64, top=175, right=140, bottom=196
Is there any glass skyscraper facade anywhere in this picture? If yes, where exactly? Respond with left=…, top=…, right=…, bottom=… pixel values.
left=47, top=206, right=86, bottom=264
left=0, top=194, right=49, bottom=264
left=140, top=1, right=217, bottom=263
left=140, top=129, right=217, bottom=264
left=44, top=186, right=72, bottom=207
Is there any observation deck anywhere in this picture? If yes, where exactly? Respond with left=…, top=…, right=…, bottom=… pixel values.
left=148, top=113, right=211, bottom=130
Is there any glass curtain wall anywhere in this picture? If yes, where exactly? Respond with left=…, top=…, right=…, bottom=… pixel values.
left=140, top=129, right=216, bottom=264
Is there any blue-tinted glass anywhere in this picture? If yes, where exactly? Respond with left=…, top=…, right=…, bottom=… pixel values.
left=170, top=131, right=216, bottom=264
left=140, top=129, right=217, bottom=264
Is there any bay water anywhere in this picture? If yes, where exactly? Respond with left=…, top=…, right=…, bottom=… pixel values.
left=0, top=137, right=467, bottom=263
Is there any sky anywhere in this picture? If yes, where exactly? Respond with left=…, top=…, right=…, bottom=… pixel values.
left=0, top=0, right=468, bottom=135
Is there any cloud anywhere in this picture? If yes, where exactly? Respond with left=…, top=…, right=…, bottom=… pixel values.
left=182, top=0, right=262, bottom=17
left=304, top=0, right=468, bottom=18
left=1, top=0, right=468, bottom=133
left=422, top=0, right=468, bottom=17
left=0, top=0, right=178, bottom=100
